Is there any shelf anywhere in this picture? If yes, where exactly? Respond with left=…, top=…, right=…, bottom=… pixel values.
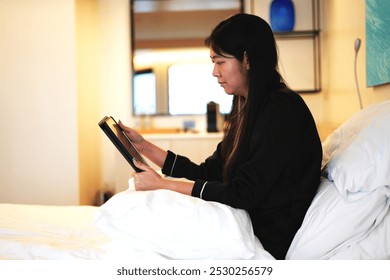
left=297, top=88, right=321, bottom=94
left=274, top=30, right=320, bottom=39
left=255, top=0, right=321, bottom=94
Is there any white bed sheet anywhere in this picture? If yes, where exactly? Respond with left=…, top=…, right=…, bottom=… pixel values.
left=0, top=204, right=108, bottom=260
left=328, top=206, right=390, bottom=260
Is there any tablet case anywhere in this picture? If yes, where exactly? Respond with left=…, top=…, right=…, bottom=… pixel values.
left=98, top=116, right=148, bottom=172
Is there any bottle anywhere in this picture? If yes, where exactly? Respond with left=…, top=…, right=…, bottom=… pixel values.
left=270, top=0, right=295, bottom=32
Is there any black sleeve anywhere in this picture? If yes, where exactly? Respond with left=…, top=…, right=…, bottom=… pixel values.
left=161, top=143, right=224, bottom=182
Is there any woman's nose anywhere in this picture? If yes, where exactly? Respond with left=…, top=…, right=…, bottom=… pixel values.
left=212, top=65, right=220, bottom=77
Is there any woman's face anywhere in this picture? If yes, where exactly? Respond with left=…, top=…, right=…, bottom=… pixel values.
left=210, top=49, right=249, bottom=98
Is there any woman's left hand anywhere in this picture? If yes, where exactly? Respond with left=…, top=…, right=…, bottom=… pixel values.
left=132, top=159, right=165, bottom=191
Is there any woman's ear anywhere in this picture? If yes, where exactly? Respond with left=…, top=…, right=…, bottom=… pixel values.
left=244, top=51, right=250, bottom=70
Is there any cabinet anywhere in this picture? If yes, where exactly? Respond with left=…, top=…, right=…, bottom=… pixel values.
left=144, top=133, right=223, bottom=170
left=253, top=0, right=321, bottom=93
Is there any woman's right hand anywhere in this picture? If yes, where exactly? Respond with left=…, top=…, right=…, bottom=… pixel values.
left=119, top=120, right=168, bottom=169
left=118, top=120, right=144, bottom=149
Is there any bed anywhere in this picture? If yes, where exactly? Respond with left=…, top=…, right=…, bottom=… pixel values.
left=1, top=100, right=389, bottom=260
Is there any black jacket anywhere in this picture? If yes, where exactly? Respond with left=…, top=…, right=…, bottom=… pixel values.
left=162, top=90, right=322, bottom=259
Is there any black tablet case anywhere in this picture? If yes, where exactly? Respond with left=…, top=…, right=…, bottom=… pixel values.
left=98, top=116, right=148, bottom=172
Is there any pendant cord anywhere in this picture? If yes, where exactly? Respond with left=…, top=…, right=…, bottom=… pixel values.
left=354, top=38, right=363, bottom=110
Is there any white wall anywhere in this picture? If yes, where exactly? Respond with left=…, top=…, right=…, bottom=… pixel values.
left=98, top=0, right=134, bottom=195
left=0, top=0, right=132, bottom=205
left=76, top=0, right=133, bottom=203
left=0, top=0, right=79, bottom=205
left=321, top=0, right=390, bottom=124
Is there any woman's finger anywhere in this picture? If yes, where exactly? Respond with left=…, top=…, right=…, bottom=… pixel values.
left=118, top=120, right=130, bottom=132
left=118, top=120, right=143, bottom=143
left=133, top=158, right=149, bottom=171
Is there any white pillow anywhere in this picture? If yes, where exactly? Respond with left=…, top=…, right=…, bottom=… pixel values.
left=93, top=185, right=274, bottom=260
left=286, top=178, right=390, bottom=260
left=322, top=100, right=390, bottom=199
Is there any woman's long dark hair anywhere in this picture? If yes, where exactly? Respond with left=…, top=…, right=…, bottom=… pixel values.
left=205, top=14, right=286, bottom=182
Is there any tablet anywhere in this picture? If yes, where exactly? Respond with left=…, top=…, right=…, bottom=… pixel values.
left=98, top=116, right=148, bottom=172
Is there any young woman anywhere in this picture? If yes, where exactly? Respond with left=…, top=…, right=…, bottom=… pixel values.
left=119, top=13, right=322, bottom=259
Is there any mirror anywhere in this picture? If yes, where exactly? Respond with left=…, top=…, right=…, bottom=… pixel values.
left=131, top=0, right=243, bottom=116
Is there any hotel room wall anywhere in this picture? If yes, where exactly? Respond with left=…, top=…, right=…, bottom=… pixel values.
left=321, top=0, right=390, bottom=124
left=0, top=0, right=132, bottom=205
left=76, top=0, right=102, bottom=205
left=0, top=0, right=79, bottom=205
left=96, top=0, right=133, bottom=196
left=76, top=0, right=132, bottom=204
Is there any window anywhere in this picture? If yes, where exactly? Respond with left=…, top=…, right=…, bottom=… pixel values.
left=168, top=63, right=233, bottom=115
left=133, top=69, right=156, bottom=115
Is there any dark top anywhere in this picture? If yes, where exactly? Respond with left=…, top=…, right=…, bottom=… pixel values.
left=161, top=90, right=323, bottom=259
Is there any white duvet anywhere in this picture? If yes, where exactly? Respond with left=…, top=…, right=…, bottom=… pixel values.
left=94, top=183, right=274, bottom=260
